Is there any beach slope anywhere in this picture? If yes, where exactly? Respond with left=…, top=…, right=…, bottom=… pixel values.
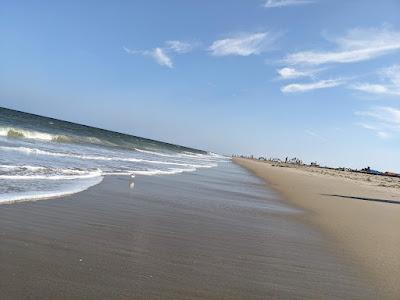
left=234, top=158, right=400, bottom=299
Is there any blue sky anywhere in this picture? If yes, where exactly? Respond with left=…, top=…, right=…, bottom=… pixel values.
left=1, top=0, right=400, bottom=171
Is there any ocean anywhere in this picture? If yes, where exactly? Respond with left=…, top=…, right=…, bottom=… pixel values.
left=0, top=107, right=227, bottom=203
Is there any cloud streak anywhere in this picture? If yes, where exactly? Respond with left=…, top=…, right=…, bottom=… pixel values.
left=351, top=64, right=400, bottom=96
left=165, top=40, right=195, bottom=54
left=284, top=26, right=400, bottom=66
left=264, top=0, right=315, bottom=8
left=305, top=129, right=327, bottom=141
left=356, top=106, right=400, bottom=138
left=351, top=83, right=400, bottom=96
left=124, top=40, right=195, bottom=68
left=209, top=32, right=279, bottom=56
left=277, top=67, right=318, bottom=79
left=124, top=46, right=173, bottom=68
left=281, top=78, right=344, bottom=93
left=356, top=106, right=400, bottom=124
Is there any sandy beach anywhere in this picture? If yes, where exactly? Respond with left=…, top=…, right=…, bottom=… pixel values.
left=234, top=157, right=400, bottom=299
left=0, top=163, right=376, bottom=299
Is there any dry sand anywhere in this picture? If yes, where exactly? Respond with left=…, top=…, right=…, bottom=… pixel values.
left=234, top=158, right=400, bottom=299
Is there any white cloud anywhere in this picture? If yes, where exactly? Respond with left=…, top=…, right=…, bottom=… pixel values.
left=124, top=46, right=173, bottom=68
left=284, top=26, right=400, bottom=66
left=209, top=32, right=278, bottom=56
left=264, top=0, right=314, bottom=8
left=352, top=84, right=389, bottom=94
left=305, top=129, right=317, bottom=136
left=359, top=123, right=378, bottom=130
left=351, top=64, right=400, bottom=96
left=123, top=46, right=137, bottom=54
left=150, top=48, right=173, bottom=68
left=305, top=129, right=327, bottom=141
left=356, top=106, right=400, bottom=138
left=277, top=67, right=317, bottom=79
left=358, top=123, right=390, bottom=139
left=124, top=39, right=195, bottom=68
left=165, top=40, right=194, bottom=54
left=281, top=78, right=343, bottom=93
left=351, top=83, right=400, bottom=96
left=377, top=131, right=391, bottom=139
left=356, top=106, right=400, bottom=124
left=383, top=64, right=400, bottom=86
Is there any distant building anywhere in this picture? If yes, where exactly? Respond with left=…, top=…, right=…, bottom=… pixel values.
left=287, top=157, right=303, bottom=165
left=361, top=166, right=381, bottom=175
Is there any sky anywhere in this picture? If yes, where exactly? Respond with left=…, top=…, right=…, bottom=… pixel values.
left=1, top=0, right=400, bottom=171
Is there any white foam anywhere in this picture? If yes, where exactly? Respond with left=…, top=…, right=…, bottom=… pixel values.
left=0, top=169, right=102, bottom=180
left=0, top=176, right=104, bottom=204
left=0, top=164, right=47, bottom=171
left=103, top=167, right=196, bottom=176
left=135, top=148, right=178, bottom=157
left=0, top=145, right=140, bottom=161
left=0, top=146, right=218, bottom=168
left=135, top=148, right=222, bottom=163
left=131, top=167, right=196, bottom=176
left=102, top=172, right=134, bottom=176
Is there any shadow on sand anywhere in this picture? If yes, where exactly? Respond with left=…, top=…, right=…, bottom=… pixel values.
left=322, top=194, right=400, bottom=205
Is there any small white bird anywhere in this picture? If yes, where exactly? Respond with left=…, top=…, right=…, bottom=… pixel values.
left=129, top=174, right=135, bottom=189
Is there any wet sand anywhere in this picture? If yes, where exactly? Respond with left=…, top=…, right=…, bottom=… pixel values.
left=0, top=163, right=375, bottom=299
left=234, top=158, right=400, bottom=299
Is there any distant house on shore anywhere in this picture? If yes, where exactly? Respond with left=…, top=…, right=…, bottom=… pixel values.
left=287, top=157, right=303, bottom=165
left=361, top=166, right=381, bottom=175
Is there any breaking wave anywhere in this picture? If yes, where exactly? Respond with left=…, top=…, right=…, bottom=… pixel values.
left=0, top=126, right=119, bottom=147
left=0, top=126, right=60, bottom=141
left=0, top=146, right=218, bottom=168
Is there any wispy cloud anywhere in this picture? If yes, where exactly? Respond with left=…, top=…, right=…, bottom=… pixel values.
left=208, top=32, right=279, bottom=56
left=123, top=47, right=137, bottom=55
left=124, top=46, right=173, bottom=68
left=358, top=123, right=391, bottom=139
left=352, top=83, right=390, bottom=94
left=277, top=67, right=318, bottom=79
left=351, top=64, right=400, bottom=96
left=377, top=131, right=391, bottom=139
left=124, top=40, right=195, bottom=68
left=284, top=26, right=400, bottom=66
left=281, top=78, right=344, bottom=93
left=305, top=129, right=327, bottom=141
left=356, top=106, right=400, bottom=138
left=356, top=106, right=400, bottom=124
left=165, top=40, right=195, bottom=54
left=264, top=0, right=315, bottom=8
left=150, top=48, right=173, bottom=68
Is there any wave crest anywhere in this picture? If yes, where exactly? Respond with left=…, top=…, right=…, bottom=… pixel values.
left=0, top=126, right=70, bottom=143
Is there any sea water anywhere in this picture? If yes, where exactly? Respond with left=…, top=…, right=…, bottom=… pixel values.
left=0, top=107, right=227, bottom=203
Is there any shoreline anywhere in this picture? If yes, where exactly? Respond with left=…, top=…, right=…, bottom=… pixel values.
left=233, top=157, right=400, bottom=299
